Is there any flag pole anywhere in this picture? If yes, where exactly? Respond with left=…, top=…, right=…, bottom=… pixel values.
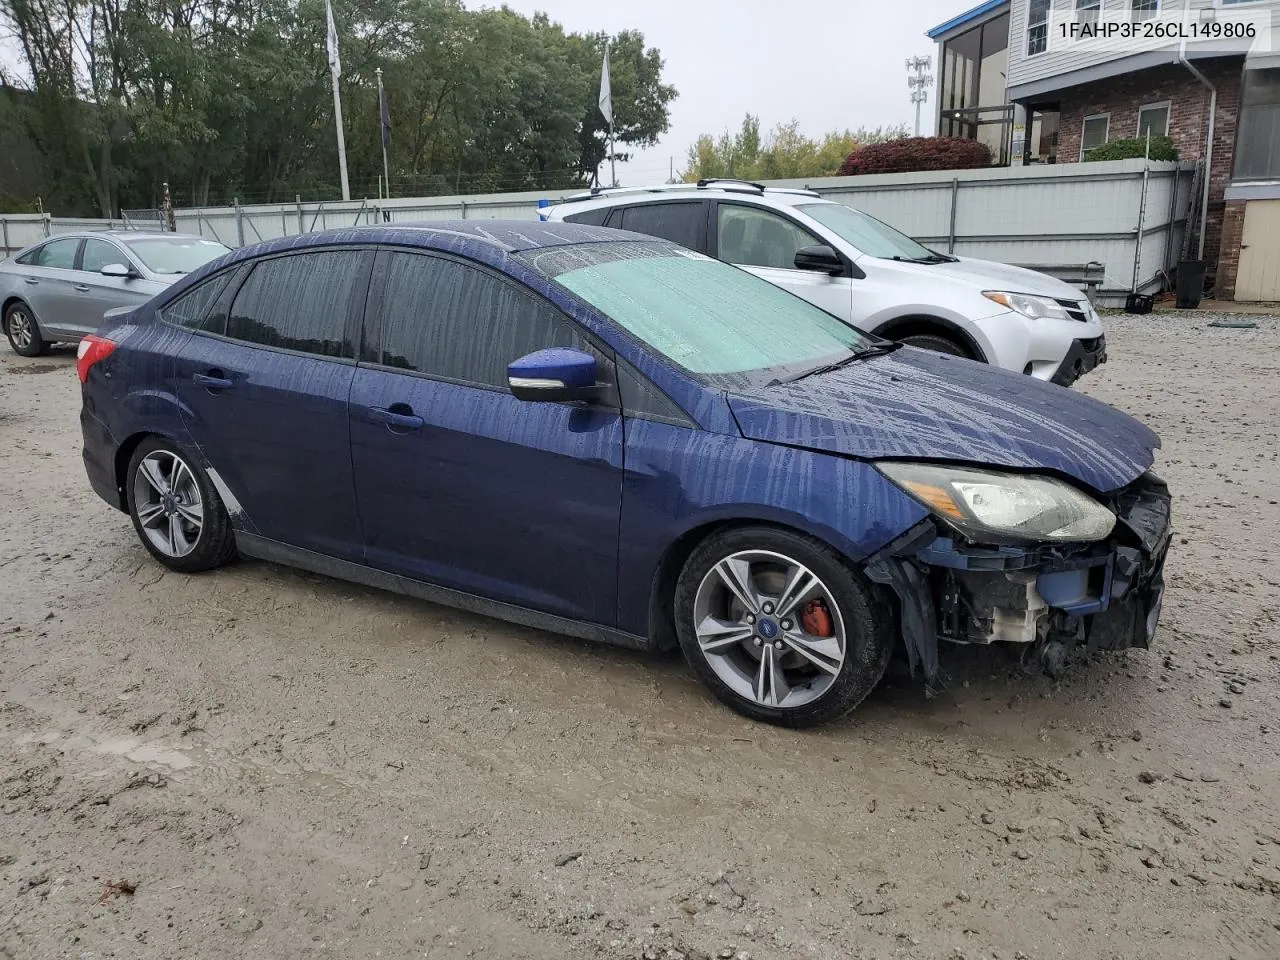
left=599, top=44, right=617, bottom=188
left=326, top=0, right=351, bottom=201
left=609, top=123, right=616, bottom=189
left=332, top=74, right=351, bottom=201
left=376, top=67, right=391, bottom=200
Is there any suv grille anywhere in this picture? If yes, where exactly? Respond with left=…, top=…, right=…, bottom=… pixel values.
left=1054, top=298, right=1090, bottom=323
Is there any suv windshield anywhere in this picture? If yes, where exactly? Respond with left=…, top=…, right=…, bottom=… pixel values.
left=797, top=203, right=938, bottom=261
left=124, top=237, right=230, bottom=275
left=546, top=246, right=877, bottom=386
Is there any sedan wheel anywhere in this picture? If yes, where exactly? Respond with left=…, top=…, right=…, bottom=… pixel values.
left=692, top=550, right=846, bottom=709
left=675, top=527, right=894, bottom=727
left=4, top=304, right=47, bottom=357
left=132, top=450, right=205, bottom=559
left=126, top=438, right=237, bottom=573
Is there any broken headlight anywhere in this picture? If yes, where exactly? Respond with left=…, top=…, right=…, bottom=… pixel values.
left=876, top=463, right=1116, bottom=544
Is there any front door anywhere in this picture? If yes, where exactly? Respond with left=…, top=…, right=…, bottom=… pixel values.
left=712, top=202, right=854, bottom=321
left=350, top=250, right=624, bottom=625
left=172, top=248, right=373, bottom=560
left=1236, top=199, right=1280, bottom=302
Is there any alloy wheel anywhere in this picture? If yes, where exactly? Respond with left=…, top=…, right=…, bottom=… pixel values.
left=691, top=549, right=847, bottom=709
left=7, top=309, right=33, bottom=349
left=132, top=450, right=204, bottom=558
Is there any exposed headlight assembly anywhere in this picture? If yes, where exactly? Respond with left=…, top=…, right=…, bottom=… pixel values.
left=982, top=290, right=1071, bottom=322
left=877, top=462, right=1116, bottom=543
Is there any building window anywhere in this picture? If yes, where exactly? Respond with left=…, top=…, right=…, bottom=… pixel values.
left=1137, top=102, right=1171, bottom=138
left=1076, top=0, right=1101, bottom=27
left=1027, top=0, right=1050, bottom=56
left=1080, top=113, right=1110, bottom=158
left=1130, top=0, right=1159, bottom=20
left=1235, top=68, right=1280, bottom=180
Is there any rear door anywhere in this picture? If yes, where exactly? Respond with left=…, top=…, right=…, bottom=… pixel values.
left=712, top=202, right=854, bottom=321
left=349, top=249, right=624, bottom=624
left=172, top=248, right=373, bottom=560
left=19, top=237, right=84, bottom=337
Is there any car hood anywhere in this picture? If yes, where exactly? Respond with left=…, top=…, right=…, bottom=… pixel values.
left=726, top=348, right=1158, bottom=494
left=914, top=256, right=1087, bottom=302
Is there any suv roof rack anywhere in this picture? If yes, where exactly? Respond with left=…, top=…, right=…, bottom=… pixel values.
left=553, top=180, right=821, bottom=207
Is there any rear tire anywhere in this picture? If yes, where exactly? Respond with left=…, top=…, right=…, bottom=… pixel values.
left=125, top=437, right=237, bottom=573
left=4, top=302, right=48, bottom=357
left=674, top=526, right=894, bottom=728
left=898, top=332, right=970, bottom=358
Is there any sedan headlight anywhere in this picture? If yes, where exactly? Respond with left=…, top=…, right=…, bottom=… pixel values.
left=877, top=462, right=1115, bottom=543
left=982, top=290, right=1071, bottom=322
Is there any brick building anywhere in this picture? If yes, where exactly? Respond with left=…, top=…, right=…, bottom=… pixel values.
left=928, top=0, right=1280, bottom=301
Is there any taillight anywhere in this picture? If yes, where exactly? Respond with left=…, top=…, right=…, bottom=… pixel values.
left=77, top=334, right=118, bottom=384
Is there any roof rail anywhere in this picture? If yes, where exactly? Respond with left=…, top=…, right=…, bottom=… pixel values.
left=550, top=179, right=822, bottom=207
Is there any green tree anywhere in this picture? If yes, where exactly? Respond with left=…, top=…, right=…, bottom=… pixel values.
left=0, top=0, right=677, bottom=214
left=683, top=115, right=907, bottom=182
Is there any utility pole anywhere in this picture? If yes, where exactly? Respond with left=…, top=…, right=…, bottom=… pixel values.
left=906, top=56, right=934, bottom=137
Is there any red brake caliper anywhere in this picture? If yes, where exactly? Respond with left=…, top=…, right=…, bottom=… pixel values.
left=800, top=599, right=834, bottom=637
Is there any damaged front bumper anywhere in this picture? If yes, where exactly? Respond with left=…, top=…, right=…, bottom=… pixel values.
left=866, top=472, right=1172, bottom=689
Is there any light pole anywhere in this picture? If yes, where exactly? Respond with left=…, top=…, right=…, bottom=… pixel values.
left=906, top=56, right=934, bottom=137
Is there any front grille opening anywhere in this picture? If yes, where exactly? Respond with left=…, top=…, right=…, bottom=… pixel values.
left=1054, top=298, right=1089, bottom=322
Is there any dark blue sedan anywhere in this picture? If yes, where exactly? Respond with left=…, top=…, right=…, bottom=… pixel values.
left=78, top=222, right=1171, bottom=726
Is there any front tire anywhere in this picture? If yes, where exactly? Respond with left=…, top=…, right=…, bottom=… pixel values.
left=4, top=302, right=48, bottom=357
left=126, top=438, right=237, bottom=573
left=674, top=526, right=894, bottom=727
left=898, top=332, right=969, bottom=358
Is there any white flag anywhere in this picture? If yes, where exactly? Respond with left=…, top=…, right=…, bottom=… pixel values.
left=325, top=0, right=341, bottom=79
left=598, top=47, right=612, bottom=127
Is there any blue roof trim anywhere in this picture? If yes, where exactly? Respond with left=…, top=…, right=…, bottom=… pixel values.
left=926, top=0, right=1008, bottom=39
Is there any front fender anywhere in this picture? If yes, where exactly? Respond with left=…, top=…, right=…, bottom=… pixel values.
left=616, top=418, right=928, bottom=636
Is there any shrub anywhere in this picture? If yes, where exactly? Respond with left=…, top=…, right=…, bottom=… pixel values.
left=837, top=137, right=992, bottom=176
left=1084, top=135, right=1178, bottom=161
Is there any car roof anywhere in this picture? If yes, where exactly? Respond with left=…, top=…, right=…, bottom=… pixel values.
left=216, top=220, right=657, bottom=266
left=33, top=231, right=216, bottom=244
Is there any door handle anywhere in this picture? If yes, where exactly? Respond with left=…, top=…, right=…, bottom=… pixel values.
left=23, top=277, right=38, bottom=285
left=73, top=283, right=90, bottom=292
left=368, top=405, right=424, bottom=430
left=192, top=372, right=233, bottom=390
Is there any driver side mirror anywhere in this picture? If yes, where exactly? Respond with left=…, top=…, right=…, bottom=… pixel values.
left=100, top=262, right=135, bottom=279
left=793, top=245, right=843, bottom=276
left=508, top=348, right=599, bottom=403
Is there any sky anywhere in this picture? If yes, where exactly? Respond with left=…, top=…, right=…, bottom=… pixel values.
left=472, top=0, right=966, bottom=185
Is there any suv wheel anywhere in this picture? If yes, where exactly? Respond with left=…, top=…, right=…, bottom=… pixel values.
left=898, top=332, right=969, bottom=358
left=674, top=526, right=893, bottom=727
left=126, top=438, right=237, bottom=573
left=4, top=303, right=48, bottom=357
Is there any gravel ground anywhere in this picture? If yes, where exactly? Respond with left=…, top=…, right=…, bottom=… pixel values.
left=1, top=313, right=1278, bottom=960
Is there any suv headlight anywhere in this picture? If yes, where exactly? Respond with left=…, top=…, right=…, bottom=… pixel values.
left=982, top=290, right=1071, bottom=322
left=877, top=462, right=1115, bottom=543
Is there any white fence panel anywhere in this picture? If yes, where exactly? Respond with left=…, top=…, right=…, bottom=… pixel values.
left=4, top=160, right=1194, bottom=305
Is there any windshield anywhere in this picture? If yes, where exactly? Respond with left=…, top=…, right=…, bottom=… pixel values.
left=124, top=237, right=230, bottom=275
left=549, top=249, right=875, bottom=385
left=797, top=203, right=935, bottom=261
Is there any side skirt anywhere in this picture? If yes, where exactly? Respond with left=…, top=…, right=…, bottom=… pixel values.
left=234, top=532, right=652, bottom=653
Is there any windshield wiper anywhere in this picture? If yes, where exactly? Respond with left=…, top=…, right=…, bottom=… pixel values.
left=890, top=253, right=956, bottom=264
left=775, top=341, right=902, bottom=385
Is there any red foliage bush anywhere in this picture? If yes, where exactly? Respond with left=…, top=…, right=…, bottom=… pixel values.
left=838, top=137, right=992, bottom=176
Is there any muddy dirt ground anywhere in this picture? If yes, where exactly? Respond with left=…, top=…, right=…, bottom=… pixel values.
left=1, top=314, right=1277, bottom=960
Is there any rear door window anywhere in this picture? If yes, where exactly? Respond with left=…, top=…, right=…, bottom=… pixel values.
left=371, top=252, right=591, bottom=388
left=226, top=250, right=370, bottom=358
left=618, top=201, right=707, bottom=251
left=31, top=238, right=82, bottom=270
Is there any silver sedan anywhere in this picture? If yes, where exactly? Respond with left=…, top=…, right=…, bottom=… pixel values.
left=1, top=231, right=231, bottom=356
